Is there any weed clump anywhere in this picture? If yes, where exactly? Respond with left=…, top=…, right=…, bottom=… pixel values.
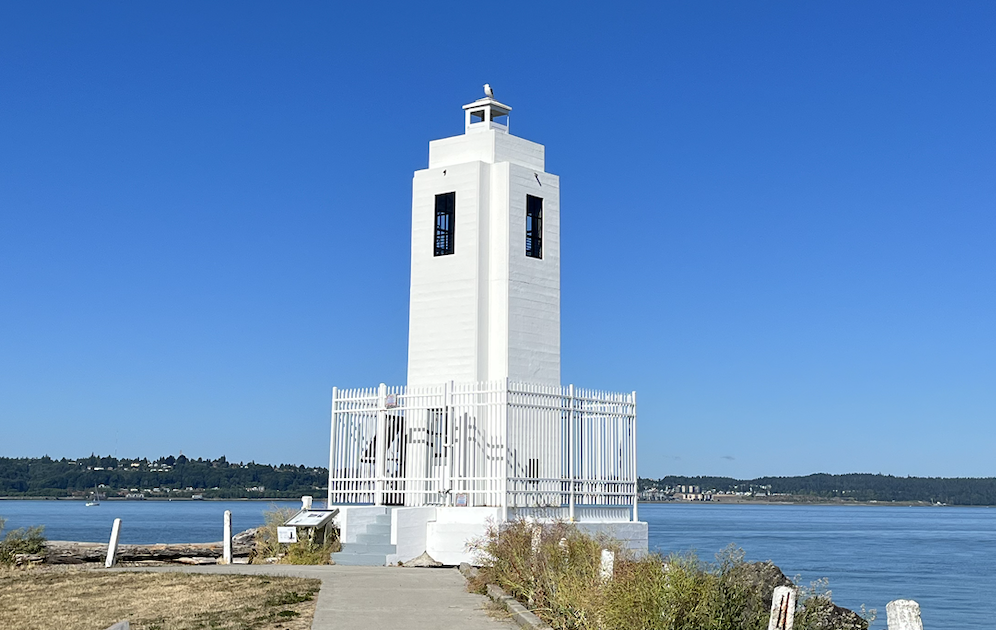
left=470, top=519, right=869, bottom=630
left=0, top=517, right=46, bottom=566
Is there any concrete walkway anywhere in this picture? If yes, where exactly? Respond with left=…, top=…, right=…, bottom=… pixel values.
left=114, top=564, right=512, bottom=630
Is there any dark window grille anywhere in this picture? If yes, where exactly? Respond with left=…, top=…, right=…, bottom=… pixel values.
left=526, top=195, right=543, bottom=259
left=434, top=192, right=455, bottom=256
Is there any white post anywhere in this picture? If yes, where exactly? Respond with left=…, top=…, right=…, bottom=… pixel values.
left=631, top=390, right=638, bottom=522
left=767, top=586, right=797, bottom=630
left=444, top=380, right=454, bottom=506
left=568, top=384, right=576, bottom=522
left=327, top=387, right=338, bottom=508
left=375, top=383, right=387, bottom=506
left=599, top=548, right=614, bottom=582
left=501, top=377, right=510, bottom=522
left=302, top=495, right=313, bottom=510
left=105, top=518, right=122, bottom=568
left=222, top=510, right=233, bottom=565
left=887, top=600, right=923, bottom=630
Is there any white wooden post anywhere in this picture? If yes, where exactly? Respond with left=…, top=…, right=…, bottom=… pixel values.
left=531, top=524, right=542, bottom=556
left=105, top=518, right=122, bottom=568
left=767, top=586, right=796, bottom=630
left=222, top=510, right=232, bottom=565
left=599, top=548, right=614, bottom=581
left=887, top=600, right=923, bottom=630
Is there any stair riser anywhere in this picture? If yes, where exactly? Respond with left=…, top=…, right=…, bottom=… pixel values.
left=332, top=553, right=389, bottom=567
left=340, top=543, right=397, bottom=554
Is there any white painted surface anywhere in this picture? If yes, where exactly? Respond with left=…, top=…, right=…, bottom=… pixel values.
left=408, top=98, right=560, bottom=387
left=887, top=600, right=923, bottom=630
left=330, top=506, right=390, bottom=544
left=768, top=586, right=797, bottom=630
left=387, top=506, right=438, bottom=564
left=105, top=518, right=122, bottom=568
left=222, top=510, right=232, bottom=564
left=576, top=521, right=649, bottom=554
left=600, top=549, right=615, bottom=581
left=426, top=521, right=491, bottom=566
left=329, top=382, right=637, bottom=512
left=424, top=507, right=502, bottom=565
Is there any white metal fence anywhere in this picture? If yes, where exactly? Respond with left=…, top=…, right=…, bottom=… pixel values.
left=327, top=380, right=638, bottom=521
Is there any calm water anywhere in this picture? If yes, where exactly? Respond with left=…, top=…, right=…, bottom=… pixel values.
left=642, top=502, right=995, bottom=630
left=2, top=500, right=991, bottom=629
left=0, top=499, right=308, bottom=545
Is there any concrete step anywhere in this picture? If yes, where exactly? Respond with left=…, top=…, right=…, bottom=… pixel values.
left=372, top=515, right=391, bottom=525
left=363, top=523, right=391, bottom=536
left=332, top=552, right=389, bottom=567
left=340, top=543, right=397, bottom=555
left=356, top=532, right=391, bottom=545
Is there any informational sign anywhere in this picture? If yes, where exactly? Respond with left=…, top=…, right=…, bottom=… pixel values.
left=277, top=526, right=298, bottom=543
left=285, top=509, right=338, bottom=528
left=454, top=492, right=469, bottom=507
left=385, top=393, right=399, bottom=409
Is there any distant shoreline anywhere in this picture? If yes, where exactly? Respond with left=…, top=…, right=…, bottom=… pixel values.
left=2, top=496, right=992, bottom=507
left=640, top=497, right=993, bottom=507
left=0, top=496, right=308, bottom=502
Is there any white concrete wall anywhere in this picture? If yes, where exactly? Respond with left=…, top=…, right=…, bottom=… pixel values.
left=387, top=506, right=437, bottom=564
left=505, top=163, right=560, bottom=384
left=408, top=161, right=485, bottom=386
left=408, top=124, right=560, bottom=387
left=429, top=129, right=544, bottom=171
left=426, top=507, right=502, bottom=566
left=576, top=521, right=650, bottom=555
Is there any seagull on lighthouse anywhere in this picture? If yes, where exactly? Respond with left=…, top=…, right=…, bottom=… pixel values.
left=484, top=83, right=494, bottom=99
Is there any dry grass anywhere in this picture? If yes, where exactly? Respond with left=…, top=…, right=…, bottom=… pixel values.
left=0, top=566, right=320, bottom=630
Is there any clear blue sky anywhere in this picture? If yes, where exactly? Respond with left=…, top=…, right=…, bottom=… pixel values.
left=2, top=2, right=993, bottom=478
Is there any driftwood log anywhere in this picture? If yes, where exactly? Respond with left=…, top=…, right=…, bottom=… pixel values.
left=21, top=529, right=258, bottom=565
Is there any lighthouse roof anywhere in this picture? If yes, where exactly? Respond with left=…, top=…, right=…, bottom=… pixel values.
left=461, top=96, right=512, bottom=114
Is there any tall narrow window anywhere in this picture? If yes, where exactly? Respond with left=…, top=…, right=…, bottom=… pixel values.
left=526, top=195, right=543, bottom=259
left=434, top=192, right=455, bottom=256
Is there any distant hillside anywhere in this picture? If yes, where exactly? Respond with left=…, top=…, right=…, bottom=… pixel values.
left=0, top=455, right=327, bottom=499
left=639, top=473, right=996, bottom=506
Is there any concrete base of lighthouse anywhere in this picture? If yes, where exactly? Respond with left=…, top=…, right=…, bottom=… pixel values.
left=329, top=505, right=649, bottom=567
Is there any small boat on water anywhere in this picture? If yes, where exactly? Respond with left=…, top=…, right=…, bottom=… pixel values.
left=85, top=484, right=100, bottom=507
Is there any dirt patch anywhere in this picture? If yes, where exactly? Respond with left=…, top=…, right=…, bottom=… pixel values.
left=0, top=566, right=320, bottom=630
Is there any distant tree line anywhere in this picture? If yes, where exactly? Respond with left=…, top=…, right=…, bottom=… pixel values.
left=639, top=473, right=996, bottom=505
left=0, top=455, right=328, bottom=498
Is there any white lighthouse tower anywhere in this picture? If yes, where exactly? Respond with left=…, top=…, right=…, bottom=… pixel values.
left=328, top=88, right=646, bottom=566
left=408, top=94, right=559, bottom=387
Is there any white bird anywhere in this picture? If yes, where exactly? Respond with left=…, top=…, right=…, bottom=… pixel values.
left=484, top=83, right=494, bottom=99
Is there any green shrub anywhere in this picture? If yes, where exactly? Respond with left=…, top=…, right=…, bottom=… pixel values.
left=471, top=519, right=868, bottom=630
left=0, top=516, right=47, bottom=566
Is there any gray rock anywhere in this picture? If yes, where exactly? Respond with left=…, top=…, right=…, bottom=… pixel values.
left=403, top=551, right=443, bottom=567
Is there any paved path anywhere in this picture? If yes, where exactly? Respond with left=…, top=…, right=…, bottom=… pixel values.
left=114, top=564, right=511, bottom=630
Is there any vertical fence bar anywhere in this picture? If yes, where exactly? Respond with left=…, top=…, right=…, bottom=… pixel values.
left=631, top=390, right=638, bottom=522
left=327, top=387, right=338, bottom=507
left=568, top=384, right=576, bottom=521
left=375, top=383, right=387, bottom=506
